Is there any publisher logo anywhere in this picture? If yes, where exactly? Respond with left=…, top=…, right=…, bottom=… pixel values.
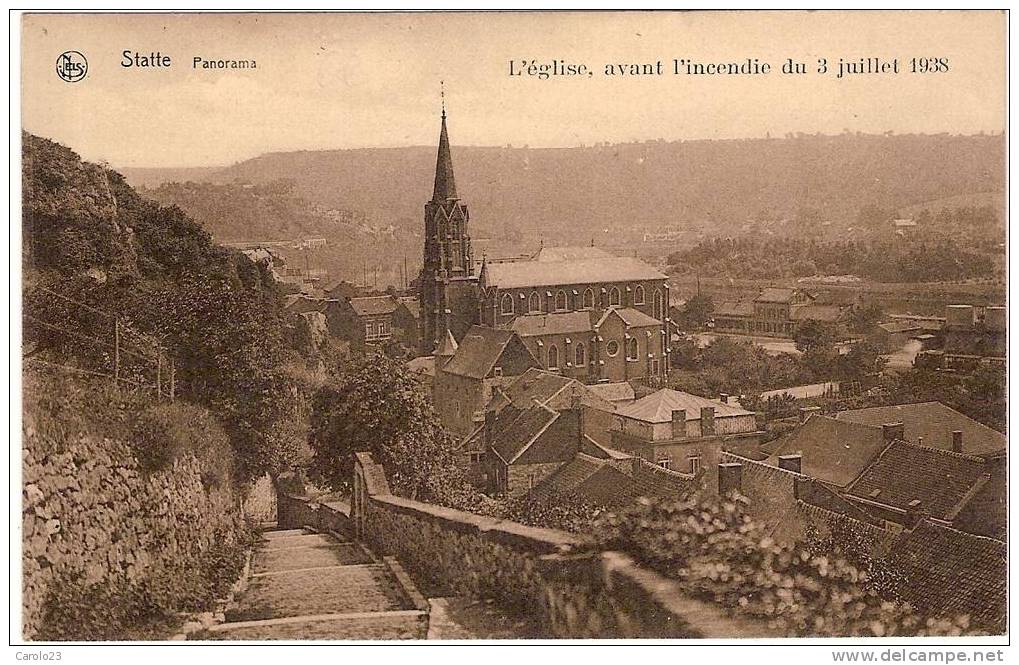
left=56, top=51, right=88, bottom=82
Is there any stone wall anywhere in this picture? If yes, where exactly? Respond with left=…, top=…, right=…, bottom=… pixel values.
left=22, top=429, right=246, bottom=640
left=280, top=453, right=774, bottom=638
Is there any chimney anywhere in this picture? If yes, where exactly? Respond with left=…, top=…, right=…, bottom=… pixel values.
left=799, top=406, right=821, bottom=423
left=952, top=430, right=963, bottom=453
left=882, top=422, right=904, bottom=442
left=777, top=453, right=802, bottom=474
left=670, top=408, right=687, bottom=439
left=700, top=406, right=716, bottom=436
left=718, top=462, right=743, bottom=495
left=719, top=393, right=729, bottom=404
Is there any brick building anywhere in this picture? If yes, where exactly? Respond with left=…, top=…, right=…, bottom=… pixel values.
left=608, top=389, right=764, bottom=484
left=712, top=287, right=849, bottom=339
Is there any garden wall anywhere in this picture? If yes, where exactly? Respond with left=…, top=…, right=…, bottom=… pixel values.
left=281, top=453, right=774, bottom=639
left=22, top=428, right=247, bottom=640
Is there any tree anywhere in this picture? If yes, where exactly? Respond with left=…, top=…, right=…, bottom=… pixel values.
left=849, top=301, right=884, bottom=334
left=680, top=293, right=714, bottom=329
left=838, top=341, right=886, bottom=381
left=307, top=352, right=476, bottom=506
left=794, top=319, right=837, bottom=354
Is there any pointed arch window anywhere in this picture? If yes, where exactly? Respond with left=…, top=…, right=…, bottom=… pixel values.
left=555, top=290, right=568, bottom=311
left=634, top=285, right=646, bottom=305
left=582, top=288, right=595, bottom=309
left=653, top=290, right=664, bottom=320
left=501, top=293, right=514, bottom=315
left=609, top=287, right=621, bottom=306
left=528, top=291, right=541, bottom=313
left=627, top=338, right=639, bottom=361
left=548, top=344, right=559, bottom=370
left=575, top=343, right=586, bottom=367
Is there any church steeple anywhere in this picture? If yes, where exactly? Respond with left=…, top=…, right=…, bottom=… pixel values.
left=432, top=90, right=458, bottom=201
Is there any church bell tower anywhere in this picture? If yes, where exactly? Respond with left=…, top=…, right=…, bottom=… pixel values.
left=420, top=93, right=475, bottom=355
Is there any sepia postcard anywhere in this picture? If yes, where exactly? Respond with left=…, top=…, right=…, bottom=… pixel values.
left=12, top=8, right=1010, bottom=655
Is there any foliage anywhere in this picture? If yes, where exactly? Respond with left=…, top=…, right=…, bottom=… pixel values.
left=37, top=528, right=257, bottom=641
left=22, top=133, right=307, bottom=480
left=307, top=352, right=479, bottom=507
left=594, top=494, right=974, bottom=637
left=837, top=341, right=886, bottom=382
left=849, top=300, right=884, bottom=333
left=670, top=336, right=814, bottom=397
left=793, top=319, right=837, bottom=353
left=667, top=232, right=1000, bottom=283
left=499, top=489, right=604, bottom=533
left=677, top=293, right=714, bottom=330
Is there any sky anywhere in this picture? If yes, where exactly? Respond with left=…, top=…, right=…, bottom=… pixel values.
left=20, top=11, right=1006, bottom=168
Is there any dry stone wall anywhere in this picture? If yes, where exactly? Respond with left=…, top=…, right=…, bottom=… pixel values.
left=22, top=427, right=246, bottom=640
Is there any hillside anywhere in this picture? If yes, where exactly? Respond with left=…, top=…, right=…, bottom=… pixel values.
left=119, top=132, right=1005, bottom=245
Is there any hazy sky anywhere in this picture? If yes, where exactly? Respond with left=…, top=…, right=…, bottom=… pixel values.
left=21, top=11, right=1006, bottom=168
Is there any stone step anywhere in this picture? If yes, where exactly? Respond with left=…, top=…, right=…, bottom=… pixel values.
left=205, top=610, right=428, bottom=640
left=226, top=564, right=411, bottom=622
left=253, top=542, right=372, bottom=574
left=260, top=533, right=340, bottom=550
left=261, top=528, right=309, bottom=540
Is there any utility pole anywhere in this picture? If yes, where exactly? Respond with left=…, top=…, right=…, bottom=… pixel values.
left=113, top=318, right=120, bottom=385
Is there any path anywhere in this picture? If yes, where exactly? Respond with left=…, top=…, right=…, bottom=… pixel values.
left=202, top=527, right=429, bottom=640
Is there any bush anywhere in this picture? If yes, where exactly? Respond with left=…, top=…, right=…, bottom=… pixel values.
left=593, top=493, right=973, bottom=636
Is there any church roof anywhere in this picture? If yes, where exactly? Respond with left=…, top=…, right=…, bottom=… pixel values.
left=483, top=256, right=666, bottom=289
left=432, top=112, right=458, bottom=201
left=531, top=246, right=613, bottom=262
left=508, top=311, right=596, bottom=337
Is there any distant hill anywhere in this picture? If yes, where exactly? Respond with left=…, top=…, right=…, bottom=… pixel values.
left=118, top=132, right=1005, bottom=245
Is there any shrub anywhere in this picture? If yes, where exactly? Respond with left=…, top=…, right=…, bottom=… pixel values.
left=593, top=493, right=973, bottom=637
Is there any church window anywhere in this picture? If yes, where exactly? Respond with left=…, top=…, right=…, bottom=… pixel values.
left=547, top=345, right=559, bottom=370
left=609, top=287, right=621, bottom=306
left=653, top=290, right=664, bottom=320
left=555, top=290, right=568, bottom=311
left=501, top=293, right=514, bottom=315
left=627, top=338, right=639, bottom=361
left=575, top=343, right=586, bottom=367
left=582, top=288, right=595, bottom=309
left=528, top=292, right=541, bottom=313
left=634, top=285, right=646, bottom=305
left=606, top=340, right=620, bottom=357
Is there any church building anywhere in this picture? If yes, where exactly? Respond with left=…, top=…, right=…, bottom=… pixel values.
left=418, top=105, right=670, bottom=384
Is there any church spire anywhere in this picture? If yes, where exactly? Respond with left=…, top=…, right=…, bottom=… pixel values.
left=432, top=83, right=458, bottom=202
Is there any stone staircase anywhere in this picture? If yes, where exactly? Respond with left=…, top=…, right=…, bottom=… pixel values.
left=203, top=527, right=429, bottom=640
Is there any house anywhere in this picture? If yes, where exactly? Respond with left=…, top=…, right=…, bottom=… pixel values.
left=485, top=368, right=619, bottom=447
left=432, top=326, right=541, bottom=437
left=530, top=453, right=696, bottom=509
left=586, top=381, right=636, bottom=406
left=482, top=402, right=589, bottom=496
left=325, top=295, right=418, bottom=351
left=843, top=439, right=1004, bottom=537
left=759, top=413, right=890, bottom=488
left=609, top=389, right=763, bottom=483
left=940, top=304, right=1006, bottom=371
left=872, top=320, right=924, bottom=352
left=712, top=287, right=850, bottom=339
left=834, top=401, right=1005, bottom=456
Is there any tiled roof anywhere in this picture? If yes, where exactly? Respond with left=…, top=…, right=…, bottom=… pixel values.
left=532, top=246, right=613, bottom=262
left=405, top=355, right=436, bottom=378
left=483, top=256, right=666, bottom=289
left=286, top=295, right=330, bottom=313
left=878, top=321, right=922, bottom=334
left=532, top=454, right=691, bottom=508
left=715, top=301, right=754, bottom=317
left=349, top=295, right=399, bottom=317
left=835, top=402, right=1005, bottom=455
left=508, top=311, right=595, bottom=337
left=586, top=382, right=636, bottom=403
left=762, top=415, right=887, bottom=487
left=889, top=520, right=1005, bottom=633
left=845, top=440, right=990, bottom=520
left=440, top=326, right=520, bottom=379
left=397, top=296, right=420, bottom=319
left=492, top=368, right=615, bottom=414
left=789, top=304, right=844, bottom=322
left=489, top=403, right=559, bottom=464
left=615, top=388, right=753, bottom=424
left=530, top=453, right=606, bottom=501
